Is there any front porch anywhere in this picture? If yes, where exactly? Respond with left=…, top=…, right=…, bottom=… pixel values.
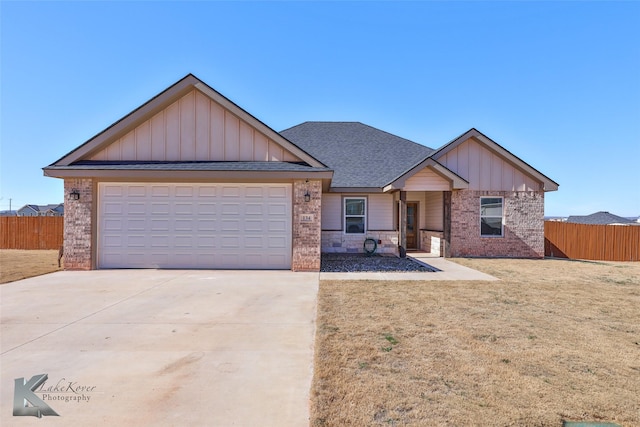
left=318, top=189, right=449, bottom=258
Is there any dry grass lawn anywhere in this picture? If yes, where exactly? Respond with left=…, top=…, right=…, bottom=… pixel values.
left=0, top=249, right=62, bottom=284
left=312, top=258, right=640, bottom=426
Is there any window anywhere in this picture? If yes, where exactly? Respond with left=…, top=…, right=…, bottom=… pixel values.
left=480, top=197, right=503, bottom=237
left=344, top=197, right=366, bottom=234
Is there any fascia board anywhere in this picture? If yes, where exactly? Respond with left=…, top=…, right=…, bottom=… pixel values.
left=42, top=167, right=334, bottom=181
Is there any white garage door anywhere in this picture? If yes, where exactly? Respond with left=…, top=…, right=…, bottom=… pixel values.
left=98, top=183, right=292, bottom=269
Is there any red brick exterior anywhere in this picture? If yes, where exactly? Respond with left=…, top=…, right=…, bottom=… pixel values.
left=292, top=180, right=322, bottom=271
left=63, top=178, right=94, bottom=270
left=450, top=190, right=545, bottom=258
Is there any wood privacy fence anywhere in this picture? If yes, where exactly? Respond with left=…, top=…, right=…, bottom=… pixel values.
left=0, top=217, right=64, bottom=249
left=545, top=221, right=640, bottom=262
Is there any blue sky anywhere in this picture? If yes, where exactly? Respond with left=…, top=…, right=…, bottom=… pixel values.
left=1, top=1, right=639, bottom=216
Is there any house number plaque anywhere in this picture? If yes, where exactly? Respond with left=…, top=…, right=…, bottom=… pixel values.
left=300, top=214, right=314, bottom=222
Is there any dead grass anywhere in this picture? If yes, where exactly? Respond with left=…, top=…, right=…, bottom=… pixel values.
left=311, top=258, right=640, bottom=426
left=0, top=249, right=62, bottom=284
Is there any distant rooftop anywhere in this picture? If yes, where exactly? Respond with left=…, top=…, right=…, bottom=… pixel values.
left=566, top=211, right=637, bottom=225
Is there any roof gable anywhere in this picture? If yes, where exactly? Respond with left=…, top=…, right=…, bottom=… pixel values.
left=50, top=74, right=324, bottom=167
left=431, top=128, right=559, bottom=192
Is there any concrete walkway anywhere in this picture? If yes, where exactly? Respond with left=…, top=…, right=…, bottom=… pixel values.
left=1, top=270, right=318, bottom=426
left=319, top=254, right=498, bottom=281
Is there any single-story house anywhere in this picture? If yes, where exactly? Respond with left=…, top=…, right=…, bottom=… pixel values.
left=566, top=211, right=639, bottom=226
left=16, top=203, right=64, bottom=217
left=44, top=74, right=558, bottom=271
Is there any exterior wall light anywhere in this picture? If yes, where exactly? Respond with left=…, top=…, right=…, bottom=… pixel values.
left=304, top=191, right=311, bottom=202
left=69, top=190, right=80, bottom=201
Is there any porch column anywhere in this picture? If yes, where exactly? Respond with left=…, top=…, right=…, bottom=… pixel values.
left=443, top=191, right=452, bottom=258
left=399, top=191, right=407, bottom=258
left=292, top=179, right=322, bottom=271
left=63, top=178, right=94, bottom=270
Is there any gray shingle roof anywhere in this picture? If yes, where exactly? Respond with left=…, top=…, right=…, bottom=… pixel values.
left=566, top=211, right=636, bottom=225
left=280, top=122, right=434, bottom=189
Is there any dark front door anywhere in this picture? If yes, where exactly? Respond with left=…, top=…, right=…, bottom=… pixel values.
left=406, top=202, right=418, bottom=250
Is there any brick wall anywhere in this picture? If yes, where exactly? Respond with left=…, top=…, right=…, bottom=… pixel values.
left=292, top=180, right=322, bottom=271
left=63, top=178, right=94, bottom=270
left=450, top=190, right=544, bottom=258
left=322, top=230, right=399, bottom=255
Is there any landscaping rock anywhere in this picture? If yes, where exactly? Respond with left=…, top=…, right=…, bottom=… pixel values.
left=320, top=253, right=436, bottom=273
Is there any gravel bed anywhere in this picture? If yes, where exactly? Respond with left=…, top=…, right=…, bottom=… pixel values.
left=320, top=253, right=437, bottom=273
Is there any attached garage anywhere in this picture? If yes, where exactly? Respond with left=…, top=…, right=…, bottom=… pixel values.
left=43, top=74, right=331, bottom=271
left=98, top=182, right=292, bottom=269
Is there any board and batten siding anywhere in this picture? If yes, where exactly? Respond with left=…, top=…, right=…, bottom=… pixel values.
left=90, top=90, right=301, bottom=163
left=321, top=193, right=394, bottom=231
left=423, top=191, right=443, bottom=231
left=403, top=168, right=450, bottom=191
left=437, top=138, right=539, bottom=191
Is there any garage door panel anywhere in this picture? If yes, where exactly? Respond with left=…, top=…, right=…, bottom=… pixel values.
left=198, top=186, right=217, bottom=197
left=197, top=219, right=217, bottom=232
left=245, top=187, right=264, bottom=198
left=127, top=186, right=147, bottom=197
left=103, top=219, right=122, bottom=231
left=175, top=203, right=195, bottom=215
left=268, top=204, right=287, bottom=215
left=197, top=203, right=217, bottom=214
left=151, top=219, right=170, bottom=231
left=151, top=186, right=170, bottom=197
left=175, top=186, right=194, bottom=197
left=126, top=219, right=146, bottom=231
left=150, top=235, right=169, bottom=247
left=222, top=187, right=240, bottom=197
left=104, top=202, right=122, bottom=214
left=268, top=236, right=287, bottom=249
left=99, top=183, right=291, bottom=269
left=150, top=203, right=170, bottom=215
left=221, top=220, right=240, bottom=232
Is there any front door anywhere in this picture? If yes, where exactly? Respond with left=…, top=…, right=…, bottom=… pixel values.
left=406, top=202, right=418, bottom=250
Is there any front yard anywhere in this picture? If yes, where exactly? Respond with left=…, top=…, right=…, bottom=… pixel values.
left=311, top=258, right=640, bottom=426
left=0, top=249, right=62, bottom=284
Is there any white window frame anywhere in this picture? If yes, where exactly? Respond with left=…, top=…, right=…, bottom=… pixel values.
left=344, top=197, right=366, bottom=234
left=480, top=196, right=504, bottom=237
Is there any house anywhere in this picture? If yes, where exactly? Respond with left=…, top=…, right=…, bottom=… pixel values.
left=44, top=74, right=558, bottom=271
left=566, top=211, right=639, bottom=226
left=16, top=203, right=64, bottom=217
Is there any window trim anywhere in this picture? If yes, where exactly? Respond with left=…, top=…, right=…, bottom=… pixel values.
left=344, top=197, right=367, bottom=234
left=480, top=196, right=504, bottom=237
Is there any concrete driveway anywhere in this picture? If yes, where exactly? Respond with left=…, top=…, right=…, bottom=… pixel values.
left=1, top=270, right=318, bottom=426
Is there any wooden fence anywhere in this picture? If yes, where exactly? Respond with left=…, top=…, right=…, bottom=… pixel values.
left=0, top=217, right=64, bottom=250
left=544, top=221, right=640, bottom=262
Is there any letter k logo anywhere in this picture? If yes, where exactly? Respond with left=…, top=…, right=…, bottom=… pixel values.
left=13, top=374, right=59, bottom=417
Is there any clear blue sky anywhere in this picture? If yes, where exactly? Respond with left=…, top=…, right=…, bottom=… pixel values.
left=1, top=1, right=639, bottom=216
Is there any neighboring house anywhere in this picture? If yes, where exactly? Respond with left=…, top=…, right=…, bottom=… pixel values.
left=566, top=211, right=639, bottom=226
left=544, top=216, right=567, bottom=222
left=0, top=210, right=17, bottom=216
left=44, top=74, right=558, bottom=271
left=16, top=203, right=64, bottom=217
